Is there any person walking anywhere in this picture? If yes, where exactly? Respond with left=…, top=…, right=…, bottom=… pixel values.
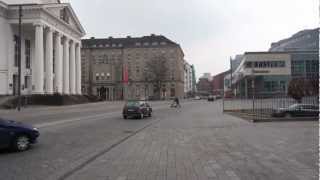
left=174, top=97, right=181, bottom=108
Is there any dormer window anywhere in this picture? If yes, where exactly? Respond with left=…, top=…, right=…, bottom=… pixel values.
left=135, top=42, right=141, bottom=46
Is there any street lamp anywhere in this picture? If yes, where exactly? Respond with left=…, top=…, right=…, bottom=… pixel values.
left=17, top=5, right=23, bottom=111
left=251, top=67, right=255, bottom=113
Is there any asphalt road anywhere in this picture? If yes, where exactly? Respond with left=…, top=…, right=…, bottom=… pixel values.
left=0, top=100, right=318, bottom=180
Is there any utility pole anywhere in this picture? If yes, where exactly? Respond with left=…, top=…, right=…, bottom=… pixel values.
left=230, top=57, right=233, bottom=91
left=17, top=5, right=22, bottom=111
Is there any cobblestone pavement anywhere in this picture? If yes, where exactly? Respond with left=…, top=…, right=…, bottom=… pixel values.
left=66, top=101, right=319, bottom=180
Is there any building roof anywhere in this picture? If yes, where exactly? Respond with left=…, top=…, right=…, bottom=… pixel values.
left=269, top=28, right=319, bottom=52
left=1, top=0, right=60, bottom=5
left=244, top=51, right=318, bottom=55
left=81, top=34, right=180, bottom=49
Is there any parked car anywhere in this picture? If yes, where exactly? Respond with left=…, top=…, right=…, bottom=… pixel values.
left=0, top=118, right=40, bottom=152
left=123, top=100, right=152, bottom=119
left=194, top=96, right=201, bottom=100
left=272, top=104, right=319, bottom=118
left=208, top=95, right=214, bottom=101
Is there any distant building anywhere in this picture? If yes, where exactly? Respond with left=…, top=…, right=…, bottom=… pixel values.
left=196, top=78, right=212, bottom=96
left=81, top=34, right=185, bottom=100
left=230, top=51, right=318, bottom=98
left=212, top=70, right=230, bottom=96
left=183, top=61, right=194, bottom=97
left=269, top=28, right=319, bottom=52
left=0, top=0, right=85, bottom=95
left=200, top=73, right=212, bottom=81
left=224, top=54, right=244, bottom=95
left=191, top=65, right=197, bottom=93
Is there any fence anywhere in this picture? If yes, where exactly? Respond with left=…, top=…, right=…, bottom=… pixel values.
left=223, top=95, right=319, bottom=121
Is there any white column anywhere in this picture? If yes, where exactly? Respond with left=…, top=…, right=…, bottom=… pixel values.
left=45, top=27, right=53, bottom=94
left=63, top=37, right=70, bottom=94
left=54, top=32, right=63, bottom=94
left=33, top=23, right=44, bottom=94
left=75, top=43, right=81, bottom=94
left=69, top=41, right=76, bottom=94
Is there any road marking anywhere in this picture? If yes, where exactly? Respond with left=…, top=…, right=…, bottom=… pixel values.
left=34, top=101, right=198, bottom=129
left=35, top=111, right=119, bottom=128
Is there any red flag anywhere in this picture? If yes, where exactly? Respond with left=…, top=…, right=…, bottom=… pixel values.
left=123, top=64, right=129, bottom=84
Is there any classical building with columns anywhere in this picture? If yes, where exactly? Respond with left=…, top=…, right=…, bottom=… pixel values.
left=0, top=0, right=85, bottom=95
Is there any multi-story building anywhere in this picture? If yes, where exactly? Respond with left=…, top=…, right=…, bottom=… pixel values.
left=230, top=51, right=318, bottom=98
left=183, top=61, right=193, bottom=97
left=0, top=0, right=85, bottom=95
left=191, top=65, right=197, bottom=93
left=212, top=70, right=229, bottom=96
left=225, top=28, right=319, bottom=98
left=200, top=73, right=212, bottom=81
left=81, top=34, right=185, bottom=100
left=269, top=28, right=319, bottom=52
left=196, top=77, right=212, bottom=96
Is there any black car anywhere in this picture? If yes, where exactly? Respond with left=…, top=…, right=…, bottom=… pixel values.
left=0, top=118, right=40, bottom=151
left=208, top=95, right=214, bottom=101
left=272, top=104, right=319, bottom=118
left=123, top=100, right=152, bottom=119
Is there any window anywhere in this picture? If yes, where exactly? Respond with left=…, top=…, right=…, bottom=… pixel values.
left=245, top=62, right=252, bottom=68
left=112, top=44, right=117, bottom=47
left=160, top=42, right=167, bottom=45
left=14, top=35, right=19, bottom=67
left=105, top=44, right=110, bottom=47
left=135, top=42, right=141, bottom=46
left=170, top=88, right=175, bottom=97
left=143, top=42, right=149, bottom=46
left=280, top=81, right=286, bottom=92
left=264, top=81, right=271, bottom=92
left=271, top=81, right=278, bottom=91
left=152, top=42, right=158, bottom=46
left=25, top=40, right=31, bottom=69
left=292, top=61, right=305, bottom=76
left=24, top=76, right=29, bottom=89
left=106, top=73, right=111, bottom=80
left=96, top=73, right=100, bottom=81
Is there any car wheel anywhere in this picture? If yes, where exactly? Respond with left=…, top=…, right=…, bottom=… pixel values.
left=123, top=115, right=127, bottom=119
left=139, top=113, right=144, bottom=119
left=285, top=113, right=292, bottom=118
left=148, top=112, right=152, bottom=117
left=13, top=135, right=30, bottom=152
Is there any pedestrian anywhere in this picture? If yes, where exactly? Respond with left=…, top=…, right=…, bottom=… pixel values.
left=174, top=97, right=181, bottom=108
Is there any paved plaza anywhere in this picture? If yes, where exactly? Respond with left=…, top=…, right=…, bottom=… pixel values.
left=0, top=100, right=318, bottom=180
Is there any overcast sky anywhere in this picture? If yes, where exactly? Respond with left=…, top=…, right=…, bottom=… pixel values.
left=68, top=0, right=318, bottom=79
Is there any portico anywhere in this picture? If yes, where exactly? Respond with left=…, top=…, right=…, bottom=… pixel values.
left=0, top=0, right=85, bottom=95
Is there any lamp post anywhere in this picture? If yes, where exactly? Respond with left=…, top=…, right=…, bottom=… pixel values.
left=17, top=5, right=22, bottom=111
left=251, top=67, right=255, bottom=113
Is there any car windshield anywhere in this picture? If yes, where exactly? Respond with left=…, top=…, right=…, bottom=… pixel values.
left=288, top=104, right=300, bottom=109
left=126, top=101, right=140, bottom=107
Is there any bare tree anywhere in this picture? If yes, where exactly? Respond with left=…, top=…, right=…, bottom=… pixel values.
left=145, top=55, right=168, bottom=100
left=288, top=78, right=316, bottom=103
